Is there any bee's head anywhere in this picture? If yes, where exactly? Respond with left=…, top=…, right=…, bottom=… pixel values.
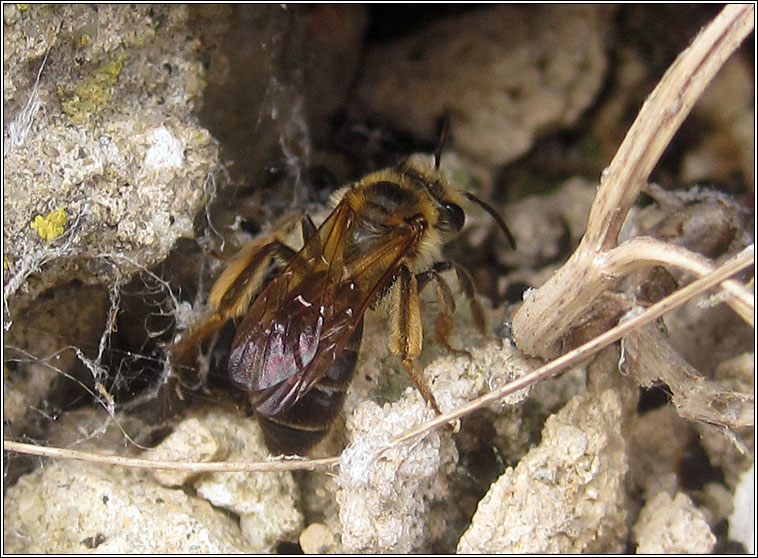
left=430, top=113, right=516, bottom=248
left=401, top=154, right=514, bottom=248
left=399, top=154, right=468, bottom=234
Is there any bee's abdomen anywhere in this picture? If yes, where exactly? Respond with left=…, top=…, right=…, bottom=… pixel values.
left=257, top=319, right=364, bottom=455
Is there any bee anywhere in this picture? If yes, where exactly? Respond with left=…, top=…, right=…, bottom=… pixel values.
left=170, top=149, right=515, bottom=455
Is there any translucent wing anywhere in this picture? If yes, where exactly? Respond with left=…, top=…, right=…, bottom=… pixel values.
left=228, top=199, right=421, bottom=417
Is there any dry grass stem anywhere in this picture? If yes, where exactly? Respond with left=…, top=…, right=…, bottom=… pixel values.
left=603, top=236, right=754, bottom=326
left=391, top=246, right=754, bottom=448
left=585, top=3, right=754, bottom=249
left=623, top=323, right=753, bottom=430
left=511, top=4, right=755, bottom=359
left=2, top=439, right=339, bottom=473
left=6, top=246, right=750, bottom=471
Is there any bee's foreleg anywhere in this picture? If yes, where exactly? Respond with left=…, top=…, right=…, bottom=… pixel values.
left=426, top=261, right=487, bottom=336
left=416, top=265, right=471, bottom=359
left=388, top=265, right=444, bottom=417
left=450, top=263, right=488, bottom=336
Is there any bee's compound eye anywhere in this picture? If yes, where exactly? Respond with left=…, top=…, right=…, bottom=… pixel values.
left=440, top=202, right=465, bottom=232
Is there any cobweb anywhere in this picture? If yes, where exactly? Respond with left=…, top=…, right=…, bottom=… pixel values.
left=2, top=9, right=322, bottom=486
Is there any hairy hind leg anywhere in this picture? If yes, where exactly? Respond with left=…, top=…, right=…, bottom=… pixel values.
left=169, top=215, right=313, bottom=369
left=387, top=265, right=444, bottom=416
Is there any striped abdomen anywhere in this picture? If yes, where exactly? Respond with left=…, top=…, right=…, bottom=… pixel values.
left=254, top=319, right=364, bottom=455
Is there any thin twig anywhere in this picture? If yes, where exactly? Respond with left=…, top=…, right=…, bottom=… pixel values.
left=5, top=247, right=752, bottom=471
left=585, top=3, right=755, bottom=249
left=510, top=4, right=755, bottom=358
left=603, top=236, right=754, bottom=326
left=3, top=440, right=339, bottom=473
left=391, top=246, right=754, bottom=447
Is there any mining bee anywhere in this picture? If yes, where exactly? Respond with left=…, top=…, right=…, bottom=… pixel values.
left=170, top=144, right=515, bottom=455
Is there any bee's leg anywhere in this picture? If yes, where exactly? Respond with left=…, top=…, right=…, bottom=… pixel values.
left=427, top=261, right=488, bottom=336
left=451, top=262, right=488, bottom=336
left=388, top=265, right=444, bottom=416
left=416, top=266, right=471, bottom=359
left=211, top=239, right=296, bottom=320
left=182, top=210, right=316, bottom=354
left=169, top=236, right=297, bottom=367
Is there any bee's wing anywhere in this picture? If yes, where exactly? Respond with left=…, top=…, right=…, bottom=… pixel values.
left=229, top=200, right=419, bottom=417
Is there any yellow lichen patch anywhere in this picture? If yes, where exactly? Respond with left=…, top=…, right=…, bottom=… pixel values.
left=61, top=51, right=127, bottom=122
left=31, top=207, right=67, bottom=242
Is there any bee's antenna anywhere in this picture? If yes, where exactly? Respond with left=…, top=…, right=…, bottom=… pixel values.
left=464, top=192, right=517, bottom=249
left=434, top=112, right=450, bottom=170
